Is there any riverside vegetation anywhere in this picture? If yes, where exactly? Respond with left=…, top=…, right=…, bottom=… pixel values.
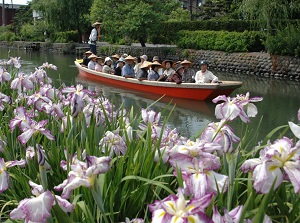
left=0, top=57, right=300, bottom=222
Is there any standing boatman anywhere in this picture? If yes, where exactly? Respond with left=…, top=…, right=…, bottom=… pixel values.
left=88, top=22, right=102, bottom=55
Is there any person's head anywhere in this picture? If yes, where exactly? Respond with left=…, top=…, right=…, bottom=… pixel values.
left=92, top=22, right=102, bottom=29
left=124, top=55, right=135, bottom=65
left=84, top=50, right=93, bottom=58
left=200, top=60, right=208, bottom=72
left=111, top=54, right=120, bottom=62
left=162, top=60, right=174, bottom=69
left=104, top=57, right=112, bottom=65
left=151, top=61, right=161, bottom=71
left=140, top=55, right=148, bottom=63
left=175, top=64, right=184, bottom=75
left=140, top=61, right=151, bottom=71
left=152, top=56, right=160, bottom=63
left=180, top=60, right=192, bottom=70
left=96, top=57, right=104, bottom=64
left=88, top=54, right=97, bottom=62
left=117, top=57, right=126, bottom=68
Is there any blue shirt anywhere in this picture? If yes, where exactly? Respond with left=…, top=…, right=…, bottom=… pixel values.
left=148, top=70, right=160, bottom=81
left=122, top=64, right=135, bottom=77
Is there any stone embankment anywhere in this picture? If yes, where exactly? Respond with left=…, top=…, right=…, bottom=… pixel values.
left=1, top=41, right=300, bottom=80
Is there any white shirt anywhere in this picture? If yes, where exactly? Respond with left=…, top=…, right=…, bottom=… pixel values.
left=195, top=70, right=218, bottom=83
left=88, top=28, right=98, bottom=45
left=88, top=61, right=97, bottom=70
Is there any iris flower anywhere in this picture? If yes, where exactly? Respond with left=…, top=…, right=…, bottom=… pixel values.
left=170, top=154, right=228, bottom=198
left=213, top=92, right=262, bottom=123
left=55, top=155, right=111, bottom=199
left=10, top=72, right=34, bottom=93
left=212, top=205, right=243, bottom=223
left=241, top=137, right=300, bottom=193
left=0, top=158, right=26, bottom=193
left=288, top=108, right=300, bottom=139
left=10, top=181, right=74, bottom=223
left=201, top=121, right=240, bottom=154
left=99, top=130, right=127, bottom=156
left=0, top=66, right=11, bottom=83
left=149, top=188, right=213, bottom=223
left=7, top=56, right=21, bottom=69
left=0, top=92, right=11, bottom=111
left=17, top=119, right=55, bottom=145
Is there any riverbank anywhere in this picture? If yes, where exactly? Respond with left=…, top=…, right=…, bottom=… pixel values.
left=1, top=41, right=299, bottom=80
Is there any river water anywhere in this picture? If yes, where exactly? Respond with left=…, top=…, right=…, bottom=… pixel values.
left=1, top=48, right=300, bottom=140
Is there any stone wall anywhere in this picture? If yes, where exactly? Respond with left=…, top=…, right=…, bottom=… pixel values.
left=1, top=41, right=300, bottom=80
left=97, top=45, right=300, bottom=80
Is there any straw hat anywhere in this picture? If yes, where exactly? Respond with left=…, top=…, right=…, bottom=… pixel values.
left=124, top=55, right=135, bottom=61
left=88, top=54, right=97, bottom=59
left=150, top=61, right=161, bottom=67
left=140, top=61, right=151, bottom=69
left=92, top=22, right=102, bottom=27
left=152, top=56, right=160, bottom=62
left=84, top=50, right=93, bottom=55
left=174, top=64, right=184, bottom=72
left=96, top=56, right=104, bottom=60
left=161, top=60, right=174, bottom=68
left=180, top=60, right=192, bottom=67
left=111, top=54, right=120, bottom=59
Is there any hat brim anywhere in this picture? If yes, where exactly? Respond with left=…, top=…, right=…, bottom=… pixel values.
left=161, top=60, right=174, bottom=68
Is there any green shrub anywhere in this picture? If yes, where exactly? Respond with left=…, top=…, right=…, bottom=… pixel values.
left=20, top=23, right=45, bottom=41
left=176, top=30, right=266, bottom=52
left=0, top=31, right=19, bottom=42
left=267, top=24, right=300, bottom=57
left=51, top=30, right=79, bottom=43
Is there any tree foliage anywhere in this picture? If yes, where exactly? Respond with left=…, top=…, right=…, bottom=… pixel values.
left=30, top=0, right=93, bottom=42
left=90, top=0, right=181, bottom=46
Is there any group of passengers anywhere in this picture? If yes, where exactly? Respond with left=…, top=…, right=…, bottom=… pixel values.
left=81, top=51, right=219, bottom=84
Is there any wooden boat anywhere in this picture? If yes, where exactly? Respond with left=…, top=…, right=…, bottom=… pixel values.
left=75, top=61, right=243, bottom=101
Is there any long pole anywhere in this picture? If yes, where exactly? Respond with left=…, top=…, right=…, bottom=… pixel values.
left=2, top=0, right=5, bottom=31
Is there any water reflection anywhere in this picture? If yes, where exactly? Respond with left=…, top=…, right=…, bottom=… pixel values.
left=78, top=77, right=214, bottom=137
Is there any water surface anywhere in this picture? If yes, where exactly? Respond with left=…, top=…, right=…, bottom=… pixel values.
left=1, top=48, right=300, bottom=140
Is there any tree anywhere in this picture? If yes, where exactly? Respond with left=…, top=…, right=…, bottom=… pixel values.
left=90, top=0, right=181, bottom=47
left=30, top=0, right=93, bottom=42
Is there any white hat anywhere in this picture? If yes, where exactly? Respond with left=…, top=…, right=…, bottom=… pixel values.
left=140, top=55, right=148, bottom=61
left=104, top=57, right=112, bottom=63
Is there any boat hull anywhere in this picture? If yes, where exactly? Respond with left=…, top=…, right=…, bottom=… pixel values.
left=75, top=61, right=242, bottom=101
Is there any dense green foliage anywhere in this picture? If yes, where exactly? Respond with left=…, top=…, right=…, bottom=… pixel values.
left=267, top=23, right=300, bottom=57
left=50, top=30, right=79, bottom=43
left=176, top=30, right=265, bottom=52
left=90, top=0, right=181, bottom=46
left=31, top=0, right=93, bottom=42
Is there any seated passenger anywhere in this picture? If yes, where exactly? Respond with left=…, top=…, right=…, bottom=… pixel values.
left=167, top=64, right=184, bottom=84
left=102, top=57, right=114, bottom=74
left=195, top=60, right=218, bottom=83
left=111, top=54, right=120, bottom=70
left=87, top=54, right=97, bottom=70
left=152, top=56, right=163, bottom=76
left=148, top=61, right=161, bottom=81
left=137, top=61, right=151, bottom=80
left=95, top=56, right=104, bottom=72
left=122, top=55, right=135, bottom=78
left=181, top=59, right=195, bottom=83
left=158, top=60, right=175, bottom=81
left=114, top=57, right=125, bottom=76
left=134, top=54, right=148, bottom=74
left=82, top=50, right=93, bottom=67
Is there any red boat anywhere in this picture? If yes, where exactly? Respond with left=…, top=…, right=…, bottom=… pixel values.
left=75, top=61, right=243, bottom=101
